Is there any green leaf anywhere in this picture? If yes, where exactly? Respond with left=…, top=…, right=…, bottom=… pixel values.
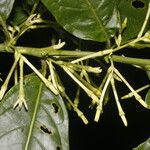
left=0, top=0, right=15, bottom=20
left=133, top=138, right=150, bottom=150
left=22, top=0, right=36, bottom=14
left=9, top=4, right=28, bottom=26
left=41, top=0, right=120, bottom=42
left=0, top=75, right=69, bottom=150
left=118, top=0, right=150, bottom=41
left=145, top=89, right=150, bottom=107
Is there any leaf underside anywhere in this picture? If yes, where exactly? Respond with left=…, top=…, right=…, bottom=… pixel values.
left=0, top=0, right=15, bottom=20
left=0, top=75, right=69, bottom=150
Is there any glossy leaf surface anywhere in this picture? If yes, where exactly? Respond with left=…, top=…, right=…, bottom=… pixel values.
left=41, top=0, right=120, bottom=42
left=133, top=138, right=150, bottom=150
left=0, top=75, right=69, bottom=150
left=0, top=0, right=15, bottom=20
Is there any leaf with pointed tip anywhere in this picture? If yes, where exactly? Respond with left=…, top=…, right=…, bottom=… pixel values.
left=41, top=0, right=120, bottom=42
left=0, top=75, right=69, bottom=150
left=0, top=0, right=15, bottom=20
left=133, top=138, right=150, bottom=150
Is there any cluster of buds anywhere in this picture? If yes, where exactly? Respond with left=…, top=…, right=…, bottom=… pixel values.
left=94, top=57, right=149, bottom=126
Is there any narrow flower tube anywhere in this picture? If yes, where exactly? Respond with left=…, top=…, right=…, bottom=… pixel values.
left=13, top=57, right=28, bottom=110
left=111, top=77, right=127, bottom=126
left=94, top=68, right=113, bottom=122
left=0, top=52, right=20, bottom=100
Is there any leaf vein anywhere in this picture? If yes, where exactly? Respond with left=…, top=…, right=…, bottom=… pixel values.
left=85, top=0, right=108, bottom=38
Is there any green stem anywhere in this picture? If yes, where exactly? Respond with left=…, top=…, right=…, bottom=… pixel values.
left=0, top=16, right=10, bottom=42
left=0, top=35, right=147, bottom=60
left=133, top=43, right=150, bottom=48
left=17, top=47, right=93, bottom=57
left=0, top=43, right=93, bottom=57
left=112, top=55, right=150, bottom=67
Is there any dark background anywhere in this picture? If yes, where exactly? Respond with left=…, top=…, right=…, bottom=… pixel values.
left=68, top=48, right=150, bottom=150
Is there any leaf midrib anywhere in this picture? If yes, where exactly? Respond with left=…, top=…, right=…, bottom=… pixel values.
left=85, top=0, right=108, bottom=38
left=24, top=82, right=43, bottom=150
